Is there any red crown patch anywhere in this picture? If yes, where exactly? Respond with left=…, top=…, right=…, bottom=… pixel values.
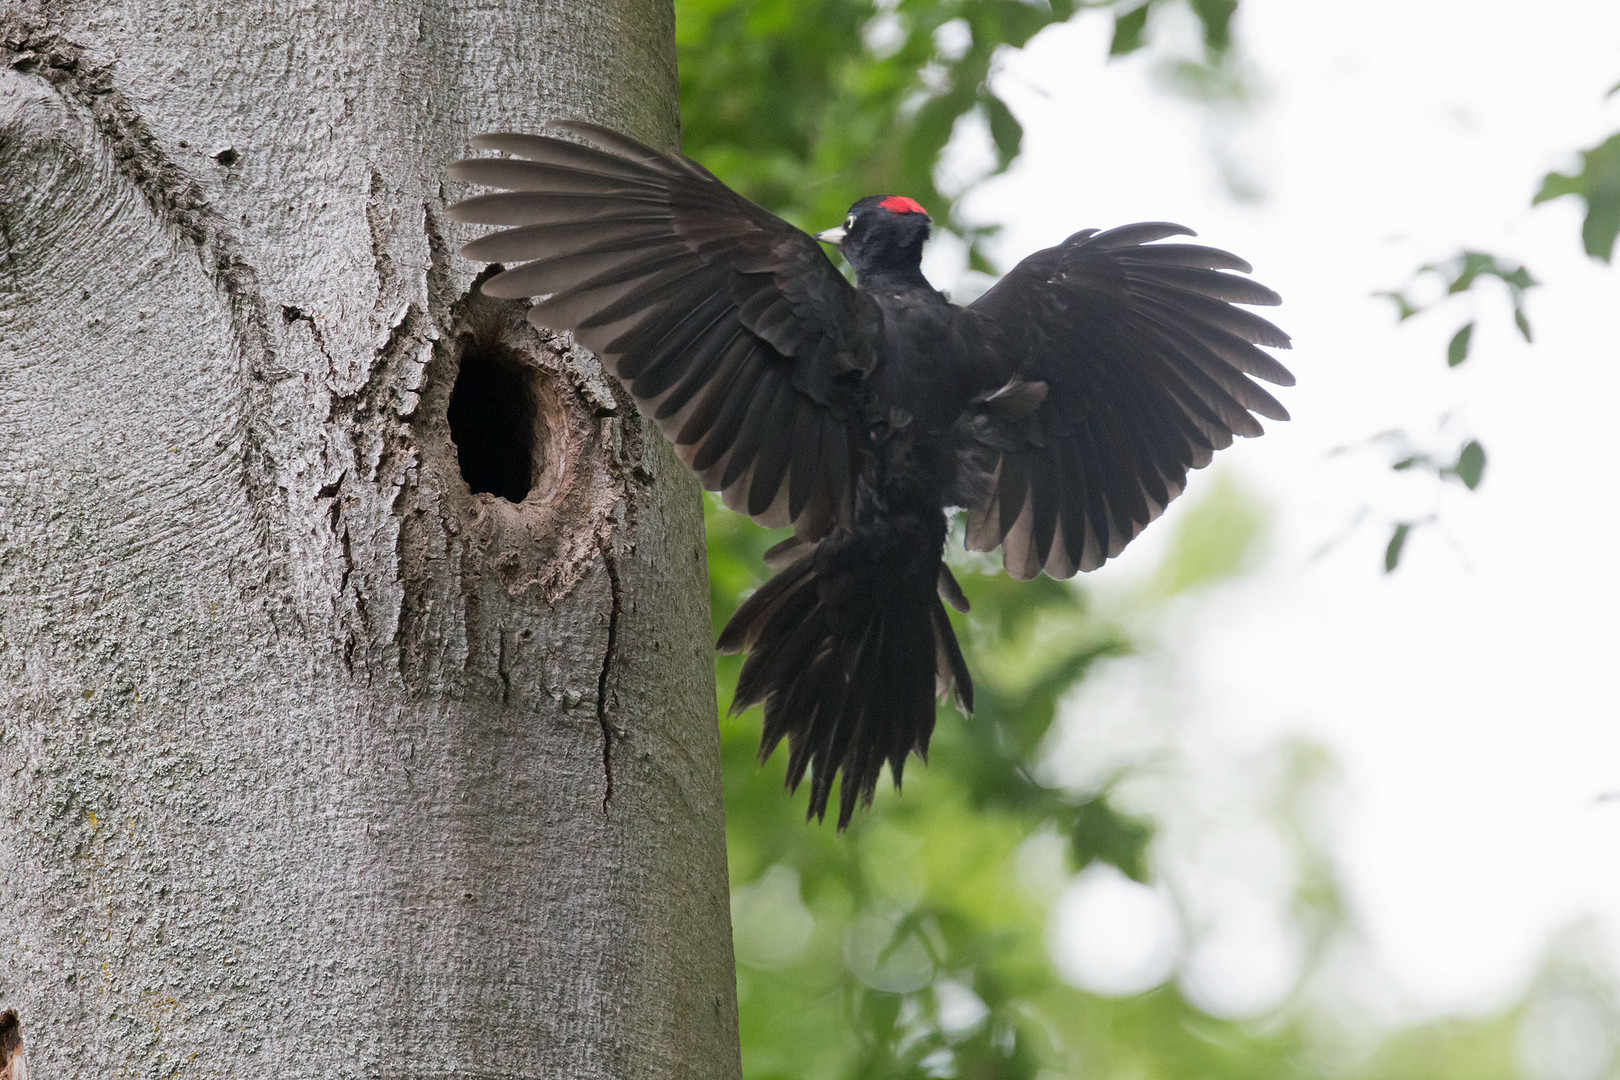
left=879, top=196, right=928, bottom=215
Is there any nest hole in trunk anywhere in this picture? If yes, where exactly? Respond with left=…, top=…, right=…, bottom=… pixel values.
left=447, top=345, right=543, bottom=503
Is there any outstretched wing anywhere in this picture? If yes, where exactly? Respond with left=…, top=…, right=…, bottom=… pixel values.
left=448, top=122, right=874, bottom=539
left=960, top=222, right=1292, bottom=579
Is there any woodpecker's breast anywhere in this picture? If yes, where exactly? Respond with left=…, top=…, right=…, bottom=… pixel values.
left=867, top=288, right=971, bottom=428
left=848, top=288, right=977, bottom=514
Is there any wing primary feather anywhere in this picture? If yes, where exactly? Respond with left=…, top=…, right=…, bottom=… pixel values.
left=1127, top=264, right=1282, bottom=307
left=786, top=406, right=823, bottom=523
left=745, top=379, right=800, bottom=515
left=1137, top=318, right=1289, bottom=424
left=483, top=242, right=690, bottom=300
left=625, top=298, right=738, bottom=399
left=692, top=355, right=768, bottom=474
left=611, top=287, right=734, bottom=380
left=1055, top=435, right=1092, bottom=574
left=1069, top=408, right=1127, bottom=565
left=1094, top=402, right=1153, bottom=528
left=671, top=336, right=756, bottom=446
left=1168, top=320, right=1297, bottom=386
left=446, top=189, right=672, bottom=226
left=649, top=331, right=754, bottom=423
left=449, top=156, right=667, bottom=194
left=1026, top=449, right=1061, bottom=569
left=545, top=121, right=702, bottom=172
left=1084, top=221, right=1195, bottom=248
left=472, top=128, right=660, bottom=169
left=1116, top=242, right=1253, bottom=273
left=721, top=369, right=790, bottom=490
left=1135, top=288, right=1292, bottom=350
left=996, top=451, right=1031, bottom=544
left=460, top=214, right=676, bottom=263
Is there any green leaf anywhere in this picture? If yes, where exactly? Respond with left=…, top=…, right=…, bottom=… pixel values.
left=1384, top=522, right=1412, bottom=573
left=1374, top=289, right=1419, bottom=321
left=1447, top=251, right=1490, bottom=293
left=1069, top=796, right=1155, bottom=883
left=1500, top=265, right=1537, bottom=292
left=1533, top=133, right=1620, bottom=262
left=982, top=94, right=1024, bottom=170
left=1452, top=440, right=1487, bottom=490
left=1428, top=251, right=1536, bottom=297
left=1446, top=321, right=1474, bottom=367
left=1514, top=306, right=1533, bottom=342
left=1189, top=0, right=1237, bottom=52
left=1110, top=4, right=1150, bottom=56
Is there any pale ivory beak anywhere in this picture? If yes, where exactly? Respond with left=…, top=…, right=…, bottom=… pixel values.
left=814, top=226, right=846, bottom=246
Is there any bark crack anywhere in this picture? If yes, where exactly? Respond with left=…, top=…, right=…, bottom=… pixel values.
left=282, top=304, right=332, bottom=365
left=422, top=199, right=453, bottom=303
left=595, top=539, right=623, bottom=814
left=366, top=167, right=397, bottom=300
left=496, top=628, right=512, bottom=706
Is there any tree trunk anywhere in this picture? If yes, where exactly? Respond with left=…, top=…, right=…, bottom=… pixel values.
left=0, top=2, right=740, bottom=1077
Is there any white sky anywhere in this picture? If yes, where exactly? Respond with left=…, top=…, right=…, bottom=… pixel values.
left=955, top=0, right=1620, bottom=1018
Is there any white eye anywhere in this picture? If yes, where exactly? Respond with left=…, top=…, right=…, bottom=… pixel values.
left=846, top=215, right=856, bottom=230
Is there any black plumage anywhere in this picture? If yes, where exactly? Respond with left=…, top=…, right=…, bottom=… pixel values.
left=448, top=122, right=1293, bottom=827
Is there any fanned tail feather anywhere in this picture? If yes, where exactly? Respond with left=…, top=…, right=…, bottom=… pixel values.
left=718, top=531, right=972, bottom=827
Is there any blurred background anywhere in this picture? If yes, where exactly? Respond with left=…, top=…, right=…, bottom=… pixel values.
left=674, top=0, right=1620, bottom=1076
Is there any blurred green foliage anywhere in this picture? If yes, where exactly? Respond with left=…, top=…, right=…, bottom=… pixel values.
left=705, top=478, right=1615, bottom=1080
left=707, top=483, right=1340, bottom=1080
left=674, top=2, right=1620, bottom=1076
left=677, top=0, right=1237, bottom=272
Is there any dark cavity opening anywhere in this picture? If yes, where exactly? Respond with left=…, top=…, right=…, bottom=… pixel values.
left=448, top=348, right=536, bottom=502
left=0, top=1009, right=20, bottom=1077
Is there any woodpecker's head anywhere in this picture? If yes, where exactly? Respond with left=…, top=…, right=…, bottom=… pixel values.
left=816, top=195, right=932, bottom=281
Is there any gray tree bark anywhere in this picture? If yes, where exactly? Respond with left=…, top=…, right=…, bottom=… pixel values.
left=0, top=2, right=741, bottom=1077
